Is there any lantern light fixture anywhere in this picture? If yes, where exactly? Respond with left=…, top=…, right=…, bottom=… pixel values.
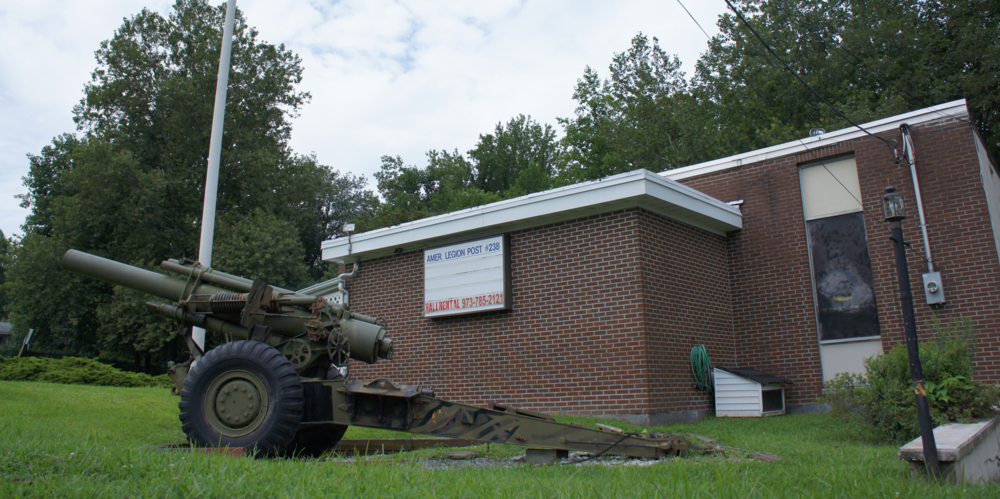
left=882, top=186, right=907, bottom=222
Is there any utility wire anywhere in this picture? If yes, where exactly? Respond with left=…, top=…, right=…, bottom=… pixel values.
left=722, top=0, right=897, bottom=158
left=675, top=0, right=711, bottom=39
left=677, top=3, right=932, bottom=266
left=770, top=1, right=975, bottom=129
left=719, top=1, right=935, bottom=264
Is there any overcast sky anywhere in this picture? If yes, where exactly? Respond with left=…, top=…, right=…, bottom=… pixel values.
left=0, top=0, right=727, bottom=240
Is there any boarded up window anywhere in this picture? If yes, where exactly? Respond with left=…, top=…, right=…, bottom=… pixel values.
left=807, top=212, right=880, bottom=341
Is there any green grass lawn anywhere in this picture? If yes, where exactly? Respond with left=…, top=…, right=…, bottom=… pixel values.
left=1, top=380, right=996, bottom=498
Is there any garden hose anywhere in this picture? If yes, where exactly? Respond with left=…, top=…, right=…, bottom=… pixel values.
left=690, top=345, right=713, bottom=391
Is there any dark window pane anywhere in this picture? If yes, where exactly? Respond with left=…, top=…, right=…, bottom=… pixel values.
left=807, top=212, right=880, bottom=341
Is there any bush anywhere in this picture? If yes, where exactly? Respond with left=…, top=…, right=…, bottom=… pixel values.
left=822, top=316, right=1000, bottom=443
left=0, top=356, right=171, bottom=388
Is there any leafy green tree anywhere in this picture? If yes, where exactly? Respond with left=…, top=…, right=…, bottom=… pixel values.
left=469, top=114, right=561, bottom=196
left=693, top=0, right=912, bottom=155
left=695, top=0, right=1000, bottom=158
left=560, top=2, right=999, bottom=183
left=6, top=0, right=374, bottom=361
left=17, top=134, right=81, bottom=238
left=269, top=154, right=377, bottom=278
left=362, top=115, right=560, bottom=230
left=3, top=233, right=104, bottom=356
left=361, top=152, right=492, bottom=230
left=213, top=209, right=310, bottom=289
left=559, top=34, right=704, bottom=183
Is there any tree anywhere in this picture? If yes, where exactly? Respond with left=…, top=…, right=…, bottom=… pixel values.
left=469, top=114, right=561, bottom=196
left=7, top=0, right=374, bottom=361
left=559, top=2, right=999, bottom=183
left=558, top=34, right=705, bottom=183
left=361, top=151, right=493, bottom=230
left=362, top=115, right=561, bottom=231
left=694, top=0, right=1000, bottom=158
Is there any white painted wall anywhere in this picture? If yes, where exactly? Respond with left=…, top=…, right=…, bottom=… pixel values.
left=820, top=338, right=882, bottom=382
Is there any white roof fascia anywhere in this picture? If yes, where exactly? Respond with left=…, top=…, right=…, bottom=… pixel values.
left=663, top=99, right=971, bottom=181
left=322, top=169, right=741, bottom=263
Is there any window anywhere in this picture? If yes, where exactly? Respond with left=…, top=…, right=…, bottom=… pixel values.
left=800, top=157, right=880, bottom=342
left=807, top=212, right=880, bottom=340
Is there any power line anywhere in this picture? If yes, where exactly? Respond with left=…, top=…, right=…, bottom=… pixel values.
left=675, top=3, right=931, bottom=264
left=675, top=0, right=711, bottom=39
left=800, top=141, right=933, bottom=266
left=770, top=1, right=975, bottom=130
left=722, top=0, right=897, bottom=158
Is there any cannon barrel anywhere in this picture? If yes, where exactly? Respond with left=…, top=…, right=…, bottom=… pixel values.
left=62, top=249, right=235, bottom=302
left=62, top=249, right=393, bottom=364
left=161, top=258, right=307, bottom=298
left=63, top=249, right=327, bottom=314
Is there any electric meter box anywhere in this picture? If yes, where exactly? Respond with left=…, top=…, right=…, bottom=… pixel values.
left=922, top=271, right=945, bottom=305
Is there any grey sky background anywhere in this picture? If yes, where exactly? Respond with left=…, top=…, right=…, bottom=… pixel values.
left=0, top=0, right=727, bottom=240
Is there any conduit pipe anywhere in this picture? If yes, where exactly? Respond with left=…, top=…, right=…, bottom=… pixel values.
left=900, top=124, right=934, bottom=272
left=337, top=262, right=359, bottom=305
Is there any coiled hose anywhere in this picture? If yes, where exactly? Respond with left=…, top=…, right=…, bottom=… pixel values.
left=690, top=344, right=713, bottom=391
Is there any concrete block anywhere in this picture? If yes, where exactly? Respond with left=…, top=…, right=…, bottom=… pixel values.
left=899, top=416, right=1000, bottom=484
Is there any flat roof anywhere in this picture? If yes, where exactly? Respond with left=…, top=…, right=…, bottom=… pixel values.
left=322, top=169, right=742, bottom=263
left=662, top=99, right=970, bottom=181
left=322, top=100, right=969, bottom=264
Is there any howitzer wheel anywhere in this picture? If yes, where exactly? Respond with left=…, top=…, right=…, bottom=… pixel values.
left=179, top=340, right=303, bottom=456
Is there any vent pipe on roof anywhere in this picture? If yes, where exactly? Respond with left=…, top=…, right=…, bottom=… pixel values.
left=899, top=124, right=934, bottom=273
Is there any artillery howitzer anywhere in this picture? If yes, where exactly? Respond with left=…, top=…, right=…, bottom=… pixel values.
left=63, top=249, right=690, bottom=459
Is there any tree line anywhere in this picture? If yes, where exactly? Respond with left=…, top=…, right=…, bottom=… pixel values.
left=1, top=0, right=996, bottom=365
left=361, top=0, right=998, bottom=229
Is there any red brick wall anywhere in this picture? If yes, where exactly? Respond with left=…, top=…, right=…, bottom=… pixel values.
left=338, top=114, right=998, bottom=415
left=344, top=208, right=732, bottom=416
left=680, top=155, right=825, bottom=405
left=864, top=119, right=1000, bottom=382
left=640, top=210, right=734, bottom=413
left=680, top=116, right=1000, bottom=403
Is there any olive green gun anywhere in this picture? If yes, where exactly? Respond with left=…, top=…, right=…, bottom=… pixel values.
left=63, top=250, right=689, bottom=459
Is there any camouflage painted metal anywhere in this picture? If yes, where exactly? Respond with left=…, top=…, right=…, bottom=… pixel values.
left=62, top=249, right=690, bottom=459
left=328, top=378, right=689, bottom=458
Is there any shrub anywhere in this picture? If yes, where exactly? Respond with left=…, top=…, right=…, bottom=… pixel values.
left=822, top=316, right=1000, bottom=443
left=0, top=356, right=171, bottom=388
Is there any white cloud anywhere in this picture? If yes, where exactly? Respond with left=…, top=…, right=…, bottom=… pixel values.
left=0, top=0, right=725, bottom=240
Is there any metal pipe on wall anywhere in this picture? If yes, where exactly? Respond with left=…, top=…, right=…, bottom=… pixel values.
left=900, top=124, right=935, bottom=273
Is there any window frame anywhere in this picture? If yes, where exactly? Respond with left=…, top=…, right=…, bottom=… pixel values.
left=798, top=155, right=881, bottom=347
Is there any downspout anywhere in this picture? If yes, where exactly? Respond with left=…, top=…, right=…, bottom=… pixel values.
left=900, top=124, right=934, bottom=272
left=337, top=262, right=358, bottom=305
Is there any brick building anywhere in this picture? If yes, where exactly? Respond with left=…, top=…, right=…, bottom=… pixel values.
left=321, top=99, right=1000, bottom=424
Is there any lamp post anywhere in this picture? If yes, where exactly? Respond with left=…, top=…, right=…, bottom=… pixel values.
left=882, top=185, right=940, bottom=479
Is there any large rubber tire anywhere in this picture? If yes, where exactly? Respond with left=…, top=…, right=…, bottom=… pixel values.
left=286, top=424, right=349, bottom=457
left=179, top=341, right=303, bottom=456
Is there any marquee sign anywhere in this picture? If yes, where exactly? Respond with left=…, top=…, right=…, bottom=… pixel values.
left=424, top=234, right=511, bottom=317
